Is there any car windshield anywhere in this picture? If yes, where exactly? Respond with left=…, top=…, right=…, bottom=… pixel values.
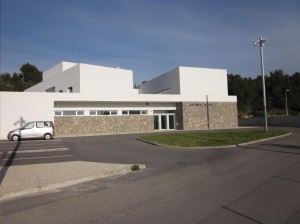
left=20, top=123, right=28, bottom=129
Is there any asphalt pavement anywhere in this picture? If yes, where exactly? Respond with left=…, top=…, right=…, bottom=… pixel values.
left=0, top=127, right=299, bottom=224
left=0, top=139, right=145, bottom=202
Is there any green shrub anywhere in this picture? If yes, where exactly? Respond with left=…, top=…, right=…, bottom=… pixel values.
left=131, top=164, right=140, bottom=171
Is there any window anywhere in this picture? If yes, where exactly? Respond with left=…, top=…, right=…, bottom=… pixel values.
left=55, top=110, right=84, bottom=116
left=122, top=110, right=148, bottom=115
left=63, top=111, right=76, bottom=116
left=45, top=122, right=53, bottom=127
left=89, top=110, right=118, bottom=116
left=36, top=122, right=53, bottom=128
left=23, top=122, right=34, bottom=129
left=129, top=110, right=141, bottom=115
left=90, top=110, right=96, bottom=116
left=36, top=122, right=46, bottom=128
left=167, top=110, right=175, bottom=114
left=97, top=110, right=110, bottom=115
left=55, top=111, right=62, bottom=116
left=77, top=111, right=84, bottom=116
left=45, top=86, right=55, bottom=92
left=153, top=110, right=175, bottom=114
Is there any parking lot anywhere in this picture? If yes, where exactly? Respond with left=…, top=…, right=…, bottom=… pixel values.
left=0, top=139, right=73, bottom=167
left=0, top=127, right=300, bottom=224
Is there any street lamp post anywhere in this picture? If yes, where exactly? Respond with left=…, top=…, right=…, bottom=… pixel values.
left=285, top=90, right=290, bottom=116
left=254, top=37, right=269, bottom=132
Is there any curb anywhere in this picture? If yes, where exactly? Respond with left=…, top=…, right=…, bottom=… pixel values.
left=136, top=137, right=237, bottom=149
left=137, top=133, right=292, bottom=149
left=236, top=133, right=292, bottom=146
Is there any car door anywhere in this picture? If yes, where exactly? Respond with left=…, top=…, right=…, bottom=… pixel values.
left=20, top=122, right=35, bottom=138
left=35, top=122, right=47, bottom=138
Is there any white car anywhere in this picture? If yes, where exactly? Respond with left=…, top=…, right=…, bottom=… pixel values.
left=7, top=121, right=55, bottom=141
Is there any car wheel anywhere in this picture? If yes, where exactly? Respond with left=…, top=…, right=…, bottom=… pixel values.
left=44, top=133, right=52, bottom=140
left=11, top=134, right=20, bottom=141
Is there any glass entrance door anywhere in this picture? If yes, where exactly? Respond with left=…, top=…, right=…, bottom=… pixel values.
left=168, top=115, right=175, bottom=129
left=161, top=115, right=167, bottom=129
left=154, top=115, right=159, bottom=130
left=153, top=113, right=176, bottom=130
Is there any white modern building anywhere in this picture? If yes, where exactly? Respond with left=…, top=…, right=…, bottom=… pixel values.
left=0, top=62, right=237, bottom=139
left=26, top=62, right=137, bottom=95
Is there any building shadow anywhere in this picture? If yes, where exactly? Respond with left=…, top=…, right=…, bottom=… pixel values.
left=237, top=144, right=300, bottom=154
left=0, top=141, right=21, bottom=185
left=261, top=143, right=300, bottom=150
left=13, top=116, right=26, bottom=128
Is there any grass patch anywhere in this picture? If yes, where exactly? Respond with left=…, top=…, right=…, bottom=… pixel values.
left=139, top=130, right=288, bottom=147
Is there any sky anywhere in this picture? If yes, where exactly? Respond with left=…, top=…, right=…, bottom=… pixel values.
left=1, top=0, right=300, bottom=84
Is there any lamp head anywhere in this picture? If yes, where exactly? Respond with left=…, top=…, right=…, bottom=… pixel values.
left=254, top=37, right=268, bottom=47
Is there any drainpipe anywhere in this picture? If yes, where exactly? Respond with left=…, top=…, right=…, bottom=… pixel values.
left=206, top=95, right=210, bottom=129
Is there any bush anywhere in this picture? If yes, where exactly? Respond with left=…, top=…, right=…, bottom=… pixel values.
left=131, top=164, right=140, bottom=171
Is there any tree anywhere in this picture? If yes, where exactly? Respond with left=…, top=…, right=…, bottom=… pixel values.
left=0, top=63, right=42, bottom=91
left=228, top=74, right=258, bottom=115
left=0, top=73, right=13, bottom=91
left=20, top=63, right=42, bottom=88
left=290, top=72, right=300, bottom=111
left=265, top=70, right=290, bottom=109
left=228, top=70, right=300, bottom=116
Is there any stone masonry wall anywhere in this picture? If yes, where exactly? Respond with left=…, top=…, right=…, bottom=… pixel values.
left=54, top=115, right=154, bottom=136
left=176, top=102, right=208, bottom=130
left=176, top=102, right=238, bottom=130
left=209, top=102, right=238, bottom=129
left=175, top=102, right=184, bottom=130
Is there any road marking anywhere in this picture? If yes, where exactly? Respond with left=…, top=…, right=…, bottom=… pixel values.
left=24, top=142, right=62, bottom=145
left=0, top=139, right=62, bottom=144
left=0, top=146, right=64, bottom=151
left=2, top=155, right=73, bottom=161
left=6, top=148, right=69, bottom=154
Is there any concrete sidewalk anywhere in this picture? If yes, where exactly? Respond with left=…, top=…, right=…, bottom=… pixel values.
left=0, top=161, right=145, bottom=202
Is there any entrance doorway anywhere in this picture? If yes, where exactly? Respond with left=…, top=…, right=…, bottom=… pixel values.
left=153, top=111, right=176, bottom=130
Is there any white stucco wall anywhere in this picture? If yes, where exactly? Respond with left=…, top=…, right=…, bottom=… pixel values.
left=25, top=64, right=81, bottom=93
left=26, top=62, right=135, bottom=94
left=79, top=64, right=134, bottom=94
left=179, top=67, right=228, bottom=96
left=139, top=66, right=228, bottom=96
left=51, top=92, right=236, bottom=103
left=25, top=62, right=228, bottom=97
left=139, top=67, right=181, bottom=94
left=0, top=92, right=54, bottom=139
left=43, top=62, right=77, bottom=80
